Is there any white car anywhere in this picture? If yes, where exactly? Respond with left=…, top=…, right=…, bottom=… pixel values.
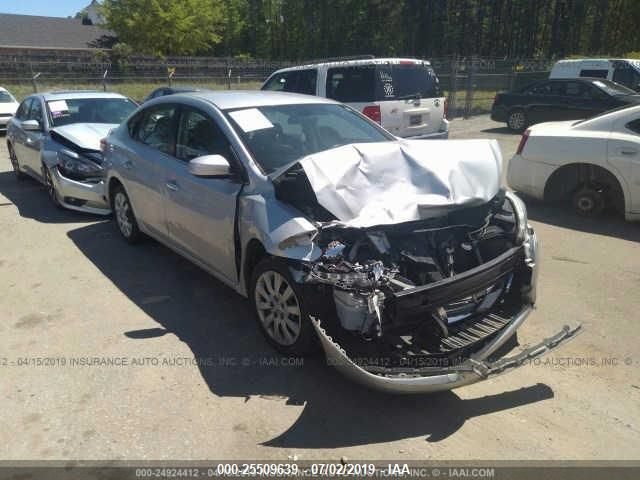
left=550, top=58, right=640, bottom=92
left=0, top=87, right=19, bottom=131
left=262, top=57, right=449, bottom=139
left=508, top=105, right=640, bottom=220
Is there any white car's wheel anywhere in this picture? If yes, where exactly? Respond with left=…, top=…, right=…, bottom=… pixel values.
left=250, top=258, right=317, bottom=355
left=572, top=188, right=605, bottom=217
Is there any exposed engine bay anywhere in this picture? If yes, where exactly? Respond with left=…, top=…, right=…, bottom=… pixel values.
left=264, top=139, right=579, bottom=391
left=274, top=164, right=536, bottom=372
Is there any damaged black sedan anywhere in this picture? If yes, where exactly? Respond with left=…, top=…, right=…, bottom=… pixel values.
left=104, top=91, right=580, bottom=393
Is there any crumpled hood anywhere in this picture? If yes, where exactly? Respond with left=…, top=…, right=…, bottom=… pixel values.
left=284, top=139, right=502, bottom=228
left=50, top=123, right=117, bottom=151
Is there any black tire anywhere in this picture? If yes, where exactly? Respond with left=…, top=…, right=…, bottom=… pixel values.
left=8, top=143, right=25, bottom=180
left=572, top=187, right=605, bottom=217
left=42, top=164, right=62, bottom=209
left=111, top=184, right=142, bottom=244
left=250, top=257, right=317, bottom=356
left=507, top=109, right=528, bottom=132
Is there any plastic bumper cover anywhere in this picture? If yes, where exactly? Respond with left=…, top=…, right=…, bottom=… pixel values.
left=50, top=167, right=111, bottom=215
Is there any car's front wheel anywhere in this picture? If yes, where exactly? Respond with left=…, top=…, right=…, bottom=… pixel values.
left=112, top=185, right=142, bottom=243
left=42, top=165, right=62, bottom=208
left=250, top=257, right=317, bottom=356
left=8, top=143, right=25, bottom=180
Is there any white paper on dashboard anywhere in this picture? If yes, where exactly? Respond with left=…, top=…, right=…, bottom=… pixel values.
left=229, top=108, right=273, bottom=132
left=48, top=100, right=69, bottom=113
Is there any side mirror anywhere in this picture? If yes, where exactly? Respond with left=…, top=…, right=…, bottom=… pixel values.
left=21, top=119, right=41, bottom=131
left=188, top=154, right=232, bottom=177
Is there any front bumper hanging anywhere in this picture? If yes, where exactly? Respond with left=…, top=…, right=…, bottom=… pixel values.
left=311, top=309, right=581, bottom=394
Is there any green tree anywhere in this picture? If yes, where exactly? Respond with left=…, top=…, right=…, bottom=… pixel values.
left=101, top=0, right=225, bottom=56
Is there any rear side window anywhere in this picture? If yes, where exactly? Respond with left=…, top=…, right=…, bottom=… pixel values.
left=626, top=119, right=640, bottom=134
left=525, top=82, right=564, bottom=95
left=135, top=104, right=178, bottom=156
left=326, top=66, right=376, bottom=102
left=613, top=66, right=640, bottom=90
left=580, top=69, right=608, bottom=79
left=263, top=70, right=317, bottom=95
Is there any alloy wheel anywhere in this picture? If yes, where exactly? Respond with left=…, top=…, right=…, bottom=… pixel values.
left=254, top=270, right=302, bottom=346
left=114, top=191, right=133, bottom=238
left=43, top=167, right=60, bottom=206
left=508, top=111, right=526, bottom=131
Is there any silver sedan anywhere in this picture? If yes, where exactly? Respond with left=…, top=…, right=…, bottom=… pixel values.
left=103, top=91, right=578, bottom=393
left=6, top=91, right=137, bottom=214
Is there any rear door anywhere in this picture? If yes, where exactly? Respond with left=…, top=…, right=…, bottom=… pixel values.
left=608, top=117, right=640, bottom=212
left=122, top=103, right=179, bottom=238
left=21, top=97, right=47, bottom=177
left=9, top=98, right=33, bottom=168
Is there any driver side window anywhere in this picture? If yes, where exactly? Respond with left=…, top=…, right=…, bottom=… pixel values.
left=15, top=98, right=33, bottom=121
left=176, top=108, right=231, bottom=162
left=28, top=99, right=44, bottom=125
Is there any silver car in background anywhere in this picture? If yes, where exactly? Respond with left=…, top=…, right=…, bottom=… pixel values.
left=0, top=86, right=19, bottom=131
left=103, top=91, right=578, bottom=394
left=6, top=91, right=137, bottom=214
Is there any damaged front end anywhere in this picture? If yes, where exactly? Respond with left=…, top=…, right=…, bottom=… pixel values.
left=268, top=140, right=580, bottom=393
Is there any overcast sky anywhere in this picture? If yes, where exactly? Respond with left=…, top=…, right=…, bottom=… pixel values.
left=0, top=0, right=90, bottom=18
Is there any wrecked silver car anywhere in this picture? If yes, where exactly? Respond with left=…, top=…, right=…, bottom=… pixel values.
left=6, top=91, right=137, bottom=214
left=104, top=91, right=580, bottom=393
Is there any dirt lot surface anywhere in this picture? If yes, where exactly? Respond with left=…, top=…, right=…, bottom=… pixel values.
left=1, top=116, right=639, bottom=461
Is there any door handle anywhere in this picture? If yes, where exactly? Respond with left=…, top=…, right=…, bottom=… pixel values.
left=165, top=181, right=179, bottom=192
left=620, top=149, right=637, bottom=155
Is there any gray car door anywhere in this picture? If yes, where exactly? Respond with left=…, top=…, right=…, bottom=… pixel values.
left=21, top=97, right=47, bottom=178
left=123, top=103, right=180, bottom=238
left=164, top=106, right=243, bottom=284
left=10, top=98, right=34, bottom=173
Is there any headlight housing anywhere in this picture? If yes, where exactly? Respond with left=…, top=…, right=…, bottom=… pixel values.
left=57, top=149, right=103, bottom=179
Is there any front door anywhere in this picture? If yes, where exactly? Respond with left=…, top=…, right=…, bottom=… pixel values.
left=21, top=97, right=47, bottom=178
left=164, top=106, right=243, bottom=284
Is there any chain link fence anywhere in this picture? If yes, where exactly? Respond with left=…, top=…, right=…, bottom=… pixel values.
left=0, top=52, right=552, bottom=117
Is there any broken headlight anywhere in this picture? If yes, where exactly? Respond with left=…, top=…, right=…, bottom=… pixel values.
left=57, top=149, right=103, bottom=179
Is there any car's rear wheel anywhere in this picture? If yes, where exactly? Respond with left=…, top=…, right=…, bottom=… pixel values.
left=572, top=187, right=605, bottom=217
left=507, top=109, right=528, bottom=132
left=112, top=185, right=142, bottom=243
left=42, top=165, right=62, bottom=208
left=8, top=143, right=25, bottom=180
left=250, top=257, right=317, bottom=356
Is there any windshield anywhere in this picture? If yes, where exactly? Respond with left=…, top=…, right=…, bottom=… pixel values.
left=592, top=79, right=636, bottom=96
left=226, top=103, right=392, bottom=173
left=46, top=97, right=137, bottom=127
left=0, top=91, right=16, bottom=103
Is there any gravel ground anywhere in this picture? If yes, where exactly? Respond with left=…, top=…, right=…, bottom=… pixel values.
left=1, top=116, right=639, bottom=461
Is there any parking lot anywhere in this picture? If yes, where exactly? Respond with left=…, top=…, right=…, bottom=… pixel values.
left=1, top=115, right=639, bottom=461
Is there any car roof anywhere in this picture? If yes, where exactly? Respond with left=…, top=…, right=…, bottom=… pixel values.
left=37, top=91, right=129, bottom=101
left=271, top=57, right=431, bottom=73
left=178, top=90, right=338, bottom=110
